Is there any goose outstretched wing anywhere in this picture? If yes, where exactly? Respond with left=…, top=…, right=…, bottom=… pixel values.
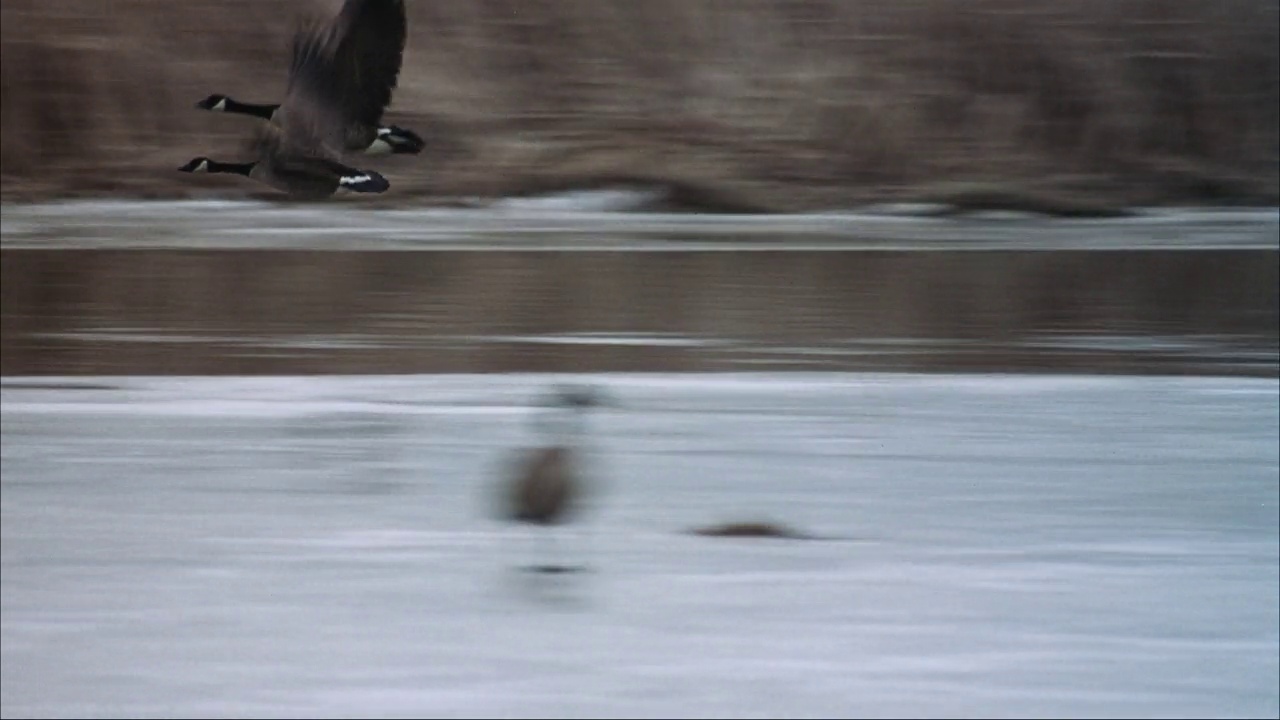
left=278, top=0, right=408, bottom=156
left=330, top=0, right=408, bottom=130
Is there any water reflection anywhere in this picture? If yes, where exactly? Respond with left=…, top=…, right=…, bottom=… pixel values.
left=3, top=241, right=1275, bottom=376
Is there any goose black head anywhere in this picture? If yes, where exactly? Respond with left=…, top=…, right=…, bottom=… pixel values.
left=195, top=94, right=229, bottom=111
left=178, top=157, right=212, bottom=173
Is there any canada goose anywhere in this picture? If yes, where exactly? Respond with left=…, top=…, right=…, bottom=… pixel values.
left=193, top=97, right=424, bottom=156
left=194, top=0, right=422, bottom=156
left=177, top=153, right=388, bottom=199
left=503, top=385, right=602, bottom=573
left=178, top=0, right=414, bottom=197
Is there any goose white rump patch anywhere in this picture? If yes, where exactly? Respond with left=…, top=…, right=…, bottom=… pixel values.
left=365, top=138, right=394, bottom=155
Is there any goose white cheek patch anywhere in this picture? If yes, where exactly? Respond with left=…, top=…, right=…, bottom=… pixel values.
left=340, top=174, right=373, bottom=186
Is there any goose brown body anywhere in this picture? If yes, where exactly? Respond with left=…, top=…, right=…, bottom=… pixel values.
left=508, top=446, right=579, bottom=525
left=504, top=387, right=601, bottom=527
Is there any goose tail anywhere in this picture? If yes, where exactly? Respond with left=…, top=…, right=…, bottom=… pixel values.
left=372, top=125, right=426, bottom=155
left=338, top=170, right=390, bottom=194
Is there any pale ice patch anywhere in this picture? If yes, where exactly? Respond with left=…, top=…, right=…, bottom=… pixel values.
left=4, top=200, right=1277, bottom=250
left=490, top=188, right=669, bottom=212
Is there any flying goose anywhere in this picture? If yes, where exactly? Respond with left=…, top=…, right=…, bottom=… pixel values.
left=176, top=151, right=388, bottom=199
left=196, top=94, right=424, bottom=156
left=503, top=385, right=603, bottom=573
left=179, top=0, right=415, bottom=197
left=194, top=0, right=422, bottom=156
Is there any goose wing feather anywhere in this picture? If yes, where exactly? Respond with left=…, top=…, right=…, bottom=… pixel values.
left=278, top=0, right=408, bottom=157
left=330, top=0, right=408, bottom=129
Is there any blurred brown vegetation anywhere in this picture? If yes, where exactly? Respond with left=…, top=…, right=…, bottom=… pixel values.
left=2, top=0, right=1278, bottom=210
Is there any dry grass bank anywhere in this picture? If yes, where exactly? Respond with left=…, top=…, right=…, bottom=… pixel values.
left=2, top=0, right=1277, bottom=211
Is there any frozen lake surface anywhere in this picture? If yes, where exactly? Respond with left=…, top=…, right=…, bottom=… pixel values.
left=2, top=200, right=1276, bottom=250
left=2, top=373, right=1278, bottom=718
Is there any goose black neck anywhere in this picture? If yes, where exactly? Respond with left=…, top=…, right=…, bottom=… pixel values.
left=206, top=160, right=255, bottom=177
left=223, top=98, right=278, bottom=120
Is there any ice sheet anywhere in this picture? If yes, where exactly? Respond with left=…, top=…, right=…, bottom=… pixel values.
left=2, top=373, right=1277, bottom=718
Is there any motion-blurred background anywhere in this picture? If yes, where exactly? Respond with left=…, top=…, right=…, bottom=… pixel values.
left=3, top=0, right=1278, bottom=209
